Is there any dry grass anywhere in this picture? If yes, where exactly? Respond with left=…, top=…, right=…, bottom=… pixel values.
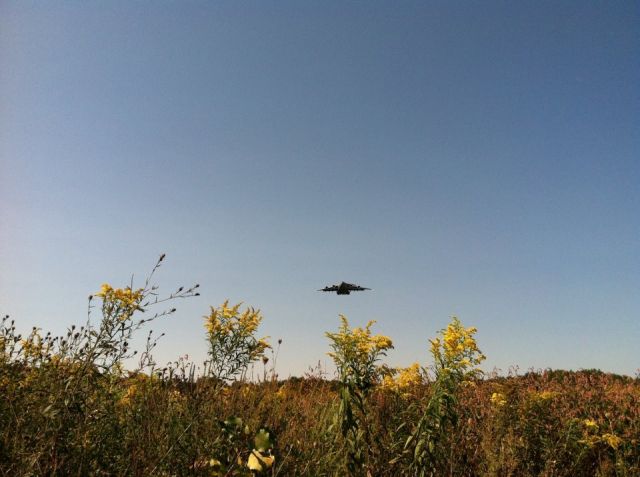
left=1, top=361, right=638, bottom=476
left=1, top=260, right=637, bottom=475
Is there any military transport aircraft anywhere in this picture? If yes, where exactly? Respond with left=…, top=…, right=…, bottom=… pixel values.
left=318, top=282, right=371, bottom=295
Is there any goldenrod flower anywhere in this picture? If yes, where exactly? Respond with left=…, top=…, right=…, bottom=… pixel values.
left=430, top=317, right=484, bottom=378
left=326, top=315, right=393, bottom=397
left=205, top=300, right=270, bottom=381
left=583, top=418, right=598, bottom=430
left=120, top=384, right=138, bottom=406
left=276, top=386, right=288, bottom=400
left=95, top=283, right=112, bottom=298
left=93, top=282, right=144, bottom=321
left=536, top=390, right=558, bottom=401
left=601, top=433, right=622, bottom=450
left=491, top=392, right=507, bottom=407
left=381, top=363, right=422, bottom=395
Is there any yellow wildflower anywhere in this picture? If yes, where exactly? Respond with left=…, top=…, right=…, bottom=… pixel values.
left=374, top=335, right=393, bottom=349
left=95, top=283, right=112, bottom=298
left=430, top=317, right=484, bottom=376
left=381, top=363, right=422, bottom=395
left=601, top=433, right=622, bottom=450
left=491, top=392, right=507, bottom=407
left=537, top=390, right=558, bottom=401
left=94, top=283, right=144, bottom=321
left=326, top=315, right=393, bottom=385
left=276, top=386, right=288, bottom=400
left=169, top=389, right=184, bottom=406
left=247, top=450, right=275, bottom=472
left=120, top=383, right=138, bottom=406
left=584, top=419, right=598, bottom=430
left=429, top=338, right=441, bottom=355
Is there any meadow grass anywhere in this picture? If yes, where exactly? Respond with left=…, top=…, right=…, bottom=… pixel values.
left=1, top=258, right=638, bottom=476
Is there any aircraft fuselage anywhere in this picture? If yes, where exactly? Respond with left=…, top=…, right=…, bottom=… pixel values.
left=337, top=282, right=351, bottom=294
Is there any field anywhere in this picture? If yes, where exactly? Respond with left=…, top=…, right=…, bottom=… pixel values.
left=1, top=259, right=638, bottom=476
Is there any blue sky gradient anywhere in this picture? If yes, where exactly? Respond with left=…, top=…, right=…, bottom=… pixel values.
left=1, top=1, right=638, bottom=376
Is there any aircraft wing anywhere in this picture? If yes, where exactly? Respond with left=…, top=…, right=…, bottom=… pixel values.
left=319, top=285, right=339, bottom=292
left=347, top=284, right=371, bottom=291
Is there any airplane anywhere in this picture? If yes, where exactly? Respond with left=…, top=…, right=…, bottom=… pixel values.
left=318, top=282, right=371, bottom=295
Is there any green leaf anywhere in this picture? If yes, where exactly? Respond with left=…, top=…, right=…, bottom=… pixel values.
left=222, top=416, right=243, bottom=434
left=414, top=439, right=424, bottom=460
left=254, top=428, right=273, bottom=452
left=404, top=434, right=414, bottom=450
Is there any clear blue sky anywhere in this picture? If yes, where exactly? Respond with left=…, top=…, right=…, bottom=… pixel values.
left=1, top=2, right=638, bottom=376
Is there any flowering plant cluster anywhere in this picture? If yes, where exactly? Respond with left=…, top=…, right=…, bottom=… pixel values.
left=429, top=317, right=485, bottom=379
left=326, top=315, right=393, bottom=391
left=381, top=363, right=423, bottom=396
left=326, top=315, right=393, bottom=474
left=95, top=283, right=145, bottom=322
left=403, top=317, right=486, bottom=476
left=580, top=418, right=623, bottom=450
left=3, top=255, right=635, bottom=475
left=204, top=300, right=270, bottom=382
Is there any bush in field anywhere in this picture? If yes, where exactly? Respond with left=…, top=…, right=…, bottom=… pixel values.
left=0, top=254, right=199, bottom=474
left=403, top=317, right=485, bottom=476
left=203, top=301, right=270, bottom=383
left=479, top=370, right=638, bottom=476
left=326, top=315, right=393, bottom=475
left=183, top=301, right=274, bottom=476
left=0, top=256, right=277, bottom=476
